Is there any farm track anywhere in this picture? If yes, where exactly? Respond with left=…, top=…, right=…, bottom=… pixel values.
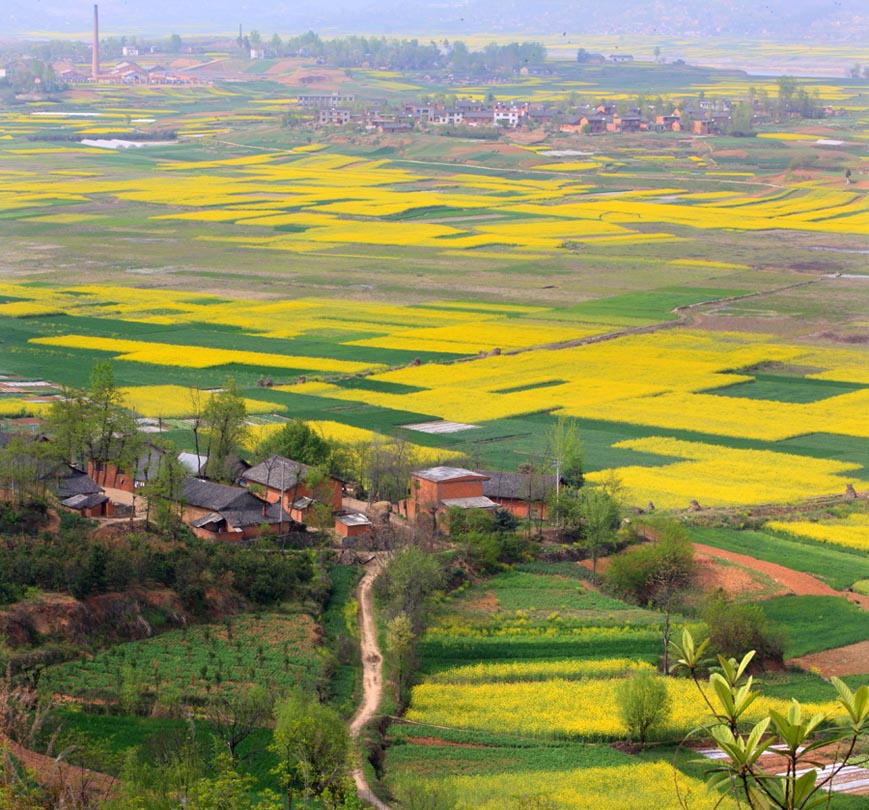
left=500, top=276, right=821, bottom=357
left=349, top=555, right=391, bottom=810
left=0, top=732, right=117, bottom=804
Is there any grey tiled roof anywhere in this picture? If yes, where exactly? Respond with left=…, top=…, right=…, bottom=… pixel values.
left=241, top=455, right=309, bottom=489
left=412, top=467, right=489, bottom=483
left=481, top=471, right=557, bottom=501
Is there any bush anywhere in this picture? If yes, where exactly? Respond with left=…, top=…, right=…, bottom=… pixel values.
left=615, top=670, right=672, bottom=746
left=701, top=591, right=785, bottom=666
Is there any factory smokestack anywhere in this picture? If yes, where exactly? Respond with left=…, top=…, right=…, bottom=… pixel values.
left=92, top=4, right=100, bottom=79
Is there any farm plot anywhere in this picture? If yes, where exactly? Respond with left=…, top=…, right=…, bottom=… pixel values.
left=384, top=566, right=852, bottom=810
left=42, top=613, right=323, bottom=705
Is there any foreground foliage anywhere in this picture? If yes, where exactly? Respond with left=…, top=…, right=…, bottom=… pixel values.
left=673, top=630, right=869, bottom=810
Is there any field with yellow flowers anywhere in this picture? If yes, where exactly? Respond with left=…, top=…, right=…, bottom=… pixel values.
left=382, top=564, right=867, bottom=809
left=2, top=54, right=869, bottom=810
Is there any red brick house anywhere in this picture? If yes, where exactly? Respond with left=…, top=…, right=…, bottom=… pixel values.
left=335, top=511, right=373, bottom=542
left=402, top=467, right=497, bottom=524
left=240, top=455, right=342, bottom=522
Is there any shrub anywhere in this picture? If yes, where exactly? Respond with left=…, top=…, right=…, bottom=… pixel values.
left=615, top=670, right=672, bottom=746
left=701, top=591, right=785, bottom=666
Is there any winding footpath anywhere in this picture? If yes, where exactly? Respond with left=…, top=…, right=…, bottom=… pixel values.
left=349, top=556, right=392, bottom=810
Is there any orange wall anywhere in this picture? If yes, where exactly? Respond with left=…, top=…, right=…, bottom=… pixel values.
left=406, top=476, right=484, bottom=520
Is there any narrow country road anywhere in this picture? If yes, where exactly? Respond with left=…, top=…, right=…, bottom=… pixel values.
left=349, top=555, right=392, bottom=810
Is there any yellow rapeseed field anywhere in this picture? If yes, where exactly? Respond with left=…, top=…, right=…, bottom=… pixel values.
left=406, top=677, right=839, bottom=739
left=766, top=514, right=869, bottom=553
left=449, top=762, right=736, bottom=810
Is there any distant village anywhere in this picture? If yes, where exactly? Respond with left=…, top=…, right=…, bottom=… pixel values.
left=302, top=94, right=836, bottom=138
left=302, top=92, right=750, bottom=136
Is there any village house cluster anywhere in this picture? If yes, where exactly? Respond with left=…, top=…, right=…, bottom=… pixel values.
left=304, top=93, right=743, bottom=135
left=4, top=427, right=557, bottom=548
left=56, top=59, right=198, bottom=85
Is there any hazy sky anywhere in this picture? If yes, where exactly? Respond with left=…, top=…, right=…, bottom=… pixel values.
left=4, top=0, right=868, bottom=41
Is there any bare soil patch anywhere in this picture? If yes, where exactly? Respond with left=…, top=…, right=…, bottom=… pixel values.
left=791, top=640, right=869, bottom=678
left=406, top=736, right=489, bottom=748
left=692, top=543, right=840, bottom=597
left=692, top=552, right=788, bottom=600
left=471, top=591, right=499, bottom=613
left=0, top=733, right=117, bottom=803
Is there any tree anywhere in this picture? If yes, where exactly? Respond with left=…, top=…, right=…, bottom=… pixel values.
left=546, top=416, right=583, bottom=489
left=385, top=611, right=416, bottom=701
left=376, top=546, right=445, bottom=632
left=701, top=591, right=785, bottom=667
left=550, top=485, right=619, bottom=584
left=605, top=521, right=694, bottom=673
left=141, top=445, right=187, bottom=533
left=85, top=362, right=141, bottom=486
left=350, top=433, right=422, bottom=507
left=271, top=691, right=351, bottom=809
left=256, top=419, right=331, bottom=467
left=168, top=33, right=182, bottom=52
left=46, top=362, right=140, bottom=486
left=206, top=685, right=273, bottom=761
left=615, top=669, right=671, bottom=747
left=0, top=434, right=51, bottom=505
left=672, top=629, right=869, bottom=810
left=202, top=380, right=247, bottom=483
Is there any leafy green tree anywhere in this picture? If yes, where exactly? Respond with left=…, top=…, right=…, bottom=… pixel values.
left=0, top=434, right=52, bottom=505
left=606, top=521, right=694, bottom=672
left=376, top=546, right=445, bottom=632
left=47, top=362, right=141, bottom=485
left=546, top=416, right=583, bottom=488
left=386, top=611, right=416, bottom=701
left=202, top=380, right=247, bottom=483
left=86, top=362, right=141, bottom=485
left=615, top=669, right=671, bottom=747
left=550, top=485, right=620, bottom=583
left=257, top=419, right=331, bottom=466
left=142, top=445, right=187, bottom=533
left=206, top=685, right=273, bottom=760
left=672, top=629, right=869, bottom=810
left=271, top=691, right=351, bottom=809
left=187, top=754, right=282, bottom=809
left=701, top=591, right=785, bottom=666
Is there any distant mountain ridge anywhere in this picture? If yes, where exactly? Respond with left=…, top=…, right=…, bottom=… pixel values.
left=4, top=0, right=868, bottom=40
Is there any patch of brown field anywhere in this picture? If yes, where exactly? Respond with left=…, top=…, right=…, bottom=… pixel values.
left=579, top=557, right=610, bottom=576
left=791, top=640, right=869, bottom=678
left=692, top=543, right=841, bottom=597
left=0, top=733, right=118, bottom=801
left=692, top=552, right=788, bottom=600
left=713, top=149, right=749, bottom=158
left=471, top=591, right=499, bottom=612
left=406, top=736, right=489, bottom=748
left=270, top=65, right=349, bottom=88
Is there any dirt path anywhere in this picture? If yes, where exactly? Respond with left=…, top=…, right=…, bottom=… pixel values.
left=349, top=556, right=391, bottom=810
left=694, top=542, right=869, bottom=678
left=692, top=543, right=843, bottom=597
left=0, top=733, right=117, bottom=803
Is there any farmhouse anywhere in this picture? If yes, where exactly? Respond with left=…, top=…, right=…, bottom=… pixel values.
left=181, top=477, right=295, bottom=542
left=89, top=445, right=195, bottom=492
left=480, top=470, right=558, bottom=521
left=335, top=511, right=373, bottom=544
left=52, top=463, right=112, bottom=517
left=240, top=455, right=342, bottom=522
left=402, top=466, right=496, bottom=524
